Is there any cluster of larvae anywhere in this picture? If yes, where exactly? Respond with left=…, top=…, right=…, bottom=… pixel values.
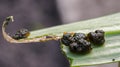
left=61, top=30, right=105, bottom=54
left=11, top=29, right=105, bottom=54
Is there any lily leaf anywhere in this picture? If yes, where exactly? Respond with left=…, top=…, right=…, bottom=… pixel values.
left=2, top=13, right=120, bottom=67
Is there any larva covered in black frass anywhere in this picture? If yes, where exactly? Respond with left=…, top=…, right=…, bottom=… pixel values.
left=12, top=29, right=30, bottom=40
left=87, top=30, right=105, bottom=46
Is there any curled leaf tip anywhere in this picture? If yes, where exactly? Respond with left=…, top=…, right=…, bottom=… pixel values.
left=2, top=16, right=18, bottom=43
left=2, top=16, right=61, bottom=43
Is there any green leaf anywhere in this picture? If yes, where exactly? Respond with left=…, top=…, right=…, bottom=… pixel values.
left=2, top=13, right=120, bottom=67
left=62, top=33, right=120, bottom=67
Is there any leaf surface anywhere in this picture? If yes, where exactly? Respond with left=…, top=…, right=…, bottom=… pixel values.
left=2, top=13, right=120, bottom=67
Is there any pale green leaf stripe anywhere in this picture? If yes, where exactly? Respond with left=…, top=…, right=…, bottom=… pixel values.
left=29, top=13, right=120, bottom=38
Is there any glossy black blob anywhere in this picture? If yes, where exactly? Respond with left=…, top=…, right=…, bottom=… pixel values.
left=95, top=30, right=104, bottom=34
left=88, top=30, right=105, bottom=45
left=73, top=33, right=87, bottom=40
left=12, top=29, right=30, bottom=40
left=61, top=33, right=72, bottom=46
left=61, top=33, right=87, bottom=46
left=69, top=42, right=79, bottom=52
left=78, top=39, right=92, bottom=53
left=69, top=39, right=92, bottom=53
